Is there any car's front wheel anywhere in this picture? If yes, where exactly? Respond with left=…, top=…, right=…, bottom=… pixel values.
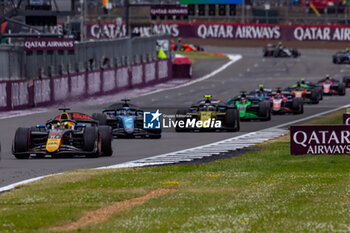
left=13, top=127, right=30, bottom=159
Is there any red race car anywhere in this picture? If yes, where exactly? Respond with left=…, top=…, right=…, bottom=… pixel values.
left=317, top=75, right=346, bottom=95
left=270, top=89, right=304, bottom=115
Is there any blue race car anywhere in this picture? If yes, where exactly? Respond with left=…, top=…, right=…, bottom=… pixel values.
left=333, top=49, right=350, bottom=64
left=92, top=99, right=161, bottom=139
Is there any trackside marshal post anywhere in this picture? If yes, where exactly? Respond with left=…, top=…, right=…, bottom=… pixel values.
left=290, top=125, right=350, bottom=155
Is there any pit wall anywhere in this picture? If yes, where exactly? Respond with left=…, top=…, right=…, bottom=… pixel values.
left=0, top=59, right=172, bottom=112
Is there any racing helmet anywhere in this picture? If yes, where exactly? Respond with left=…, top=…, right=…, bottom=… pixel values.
left=300, top=78, right=305, bottom=84
left=346, top=48, right=349, bottom=51
left=325, top=74, right=330, bottom=79
left=259, top=84, right=264, bottom=92
left=56, top=122, right=62, bottom=129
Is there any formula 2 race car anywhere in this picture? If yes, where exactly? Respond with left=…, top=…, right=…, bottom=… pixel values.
left=263, top=43, right=300, bottom=58
left=332, top=49, right=350, bottom=64
left=270, top=89, right=304, bottom=114
left=343, top=76, right=350, bottom=88
left=317, top=76, right=346, bottom=96
left=12, top=109, right=113, bottom=159
left=229, top=92, right=271, bottom=121
left=175, top=95, right=240, bottom=132
left=92, top=99, right=161, bottom=139
left=286, top=80, right=323, bottom=104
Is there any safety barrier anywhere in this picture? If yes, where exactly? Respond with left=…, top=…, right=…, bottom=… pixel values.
left=0, top=59, right=172, bottom=112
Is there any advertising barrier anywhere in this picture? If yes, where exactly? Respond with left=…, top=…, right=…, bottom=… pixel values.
left=0, top=59, right=172, bottom=112
left=290, top=125, right=350, bottom=155
left=87, top=22, right=350, bottom=42
left=11, top=81, right=29, bottom=109
left=344, top=113, right=350, bottom=125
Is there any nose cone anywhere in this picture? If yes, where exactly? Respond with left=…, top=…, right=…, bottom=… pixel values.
left=46, top=139, right=60, bottom=153
left=123, top=116, right=135, bottom=134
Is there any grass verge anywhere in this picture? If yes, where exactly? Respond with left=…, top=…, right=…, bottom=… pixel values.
left=0, top=109, right=349, bottom=232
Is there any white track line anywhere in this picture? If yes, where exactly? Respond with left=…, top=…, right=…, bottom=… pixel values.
left=0, top=54, right=242, bottom=193
left=98, top=103, right=350, bottom=169
left=1, top=103, right=348, bottom=194
left=136, top=54, right=242, bottom=97
left=0, top=55, right=241, bottom=120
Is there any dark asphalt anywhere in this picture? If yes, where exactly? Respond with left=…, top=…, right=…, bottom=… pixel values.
left=0, top=47, right=349, bottom=187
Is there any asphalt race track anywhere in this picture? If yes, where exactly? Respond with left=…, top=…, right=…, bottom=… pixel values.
left=0, top=47, right=349, bottom=187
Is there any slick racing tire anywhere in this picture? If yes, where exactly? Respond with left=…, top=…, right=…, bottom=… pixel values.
left=175, top=110, right=188, bottom=132
left=292, top=49, right=299, bottom=58
left=263, top=49, right=268, bottom=57
left=338, top=83, right=346, bottom=96
left=292, top=98, right=304, bottom=114
left=333, top=56, right=337, bottom=64
left=92, top=113, right=107, bottom=126
left=13, top=127, right=30, bottom=159
left=84, top=127, right=99, bottom=158
left=310, top=90, right=319, bottom=104
left=343, top=77, right=350, bottom=87
left=98, top=126, right=113, bottom=156
left=225, top=108, right=239, bottom=131
left=259, top=102, right=271, bottom=121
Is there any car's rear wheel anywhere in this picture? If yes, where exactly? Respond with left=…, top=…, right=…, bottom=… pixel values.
left=98, top=126, right=113, bottom=156
left=13, top=127, right=30, bottom=159
left=92, top=113, right=107, bottom=125
left=84, top=127, right=99, bottom=158
left=258, top=102, right=270, bottom=120
left=292, top=98, right=304, bottom=114
left=311, top=90, right=319, bottom=104
left=175, top=110, right=188, bottom=132
left=338, top=83, right=346, bottom=96
left=225, top=108, right=238, bottom=131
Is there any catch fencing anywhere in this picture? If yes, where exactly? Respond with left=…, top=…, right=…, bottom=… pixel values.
left=0, top=35, right=170, bottom=81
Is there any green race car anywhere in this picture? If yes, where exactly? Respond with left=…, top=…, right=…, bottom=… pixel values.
left=229, top=92, right=271, bottom=121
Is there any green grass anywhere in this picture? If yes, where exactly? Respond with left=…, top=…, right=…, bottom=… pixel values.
left=176, top=51, right=227, bottom=65
left=0, top=110, right=349, bottom=232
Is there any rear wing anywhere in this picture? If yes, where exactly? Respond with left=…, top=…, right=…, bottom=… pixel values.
left=54, top=112, right=99, bottom=125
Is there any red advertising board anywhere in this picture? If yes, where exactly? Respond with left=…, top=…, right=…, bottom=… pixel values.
left=87, top=22, right=350, bottom=42
left=344, top=113, right=350, bottom=125
left=24, top=38, right=74, bottom=51
left=290, top=125, right=350, bottom=155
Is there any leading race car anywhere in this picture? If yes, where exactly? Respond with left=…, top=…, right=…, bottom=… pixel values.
left=270, top=89, right=304, bottom=114
left=228, top=91, right=271, bottom=121
left=263, top=42, right=300, bottom=58
left=332, top=49, right=350, bottom=64
left=317, top=75, right=346, bottom=96
left=92, top=99, right=161, bottom=139
left=12, top=109, right=113, bottom=159
left=175, top=95, right=240, bottom=132
left=286, top=79, right=323, bottom=104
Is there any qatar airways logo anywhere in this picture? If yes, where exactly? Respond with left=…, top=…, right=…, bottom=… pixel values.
left=344, top=113, right=350, bottom=125
left=290, top=125, right=350, bottom=155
